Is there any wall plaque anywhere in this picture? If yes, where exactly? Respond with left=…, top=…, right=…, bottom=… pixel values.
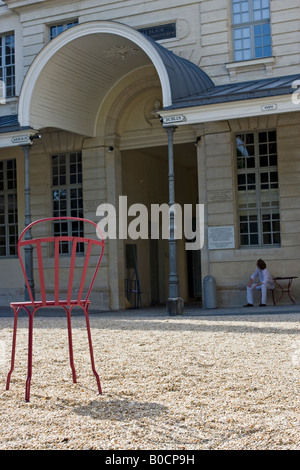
left=208, top=226, right=235, bottom=250
left=261, top=104, right=277, bottom=111
left=163, top=115, right=186, bottom=124
left=11, top=135, right=31, bottom=144
left=138, top=23, right=176, bottom=41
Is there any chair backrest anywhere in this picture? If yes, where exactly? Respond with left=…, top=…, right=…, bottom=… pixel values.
left=17, top=217, right=105, bottom=307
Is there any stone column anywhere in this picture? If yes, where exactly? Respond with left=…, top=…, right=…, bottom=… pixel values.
left=82, top=138, right=125, bottom=311
left=164, top=126, right=184, bottom=315
left=195, top=133, right=210, bottom=279
left=105, top=142, right=125, bottom=311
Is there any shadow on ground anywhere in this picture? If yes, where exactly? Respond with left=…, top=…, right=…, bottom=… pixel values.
left=56, top=397, right=168, bottom=421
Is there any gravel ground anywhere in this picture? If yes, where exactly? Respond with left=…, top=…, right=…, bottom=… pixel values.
left=0, top=312, right=299, bottom=450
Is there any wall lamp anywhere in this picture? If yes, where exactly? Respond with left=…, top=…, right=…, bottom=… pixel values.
left=30, top=133, right=42, bottom=141
left=97, top=145, right=114, bottom=152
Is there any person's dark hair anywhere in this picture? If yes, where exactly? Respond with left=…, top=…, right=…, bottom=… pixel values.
left=257, top=259, right=266, bottom=270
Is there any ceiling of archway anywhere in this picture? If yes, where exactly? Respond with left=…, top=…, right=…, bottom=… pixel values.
left=30, top=34, right=154, bottom=136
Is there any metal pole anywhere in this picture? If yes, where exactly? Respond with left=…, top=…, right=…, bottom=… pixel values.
left=164, top=126, right=184, bottom=315
left=22, top=144, right=35, bottom=301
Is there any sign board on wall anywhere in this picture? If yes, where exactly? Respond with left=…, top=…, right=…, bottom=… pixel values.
left=208, top=226, right=235, bottom=250
left=11, top=135, right=31, bottom=144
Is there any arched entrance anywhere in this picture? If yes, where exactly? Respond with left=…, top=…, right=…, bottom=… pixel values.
left=18, top=21, right=207, bottom=312
left=19, top=20, right=213, bottom=134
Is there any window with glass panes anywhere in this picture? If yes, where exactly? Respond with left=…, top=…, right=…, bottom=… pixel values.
left=236, top=130, right=280, bottom=247
left=49, top=19, right=78, bottom=40
left=0, top=33, right=15, bottom=97
left=0, top=159, right=18, bottom=257
left=51, top=152, right=83, bottom=254
left=232, top=0, right=271, bottom=61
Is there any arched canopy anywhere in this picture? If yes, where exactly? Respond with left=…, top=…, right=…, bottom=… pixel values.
left=18, top=21, right=214, bottom=136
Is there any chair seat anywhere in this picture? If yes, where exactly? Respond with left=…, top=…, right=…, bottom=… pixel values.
left=10, top=299, right=91, bottom=308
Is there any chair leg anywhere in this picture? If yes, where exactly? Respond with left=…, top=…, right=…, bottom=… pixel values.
left=84, top=307, right=102, bottom=394
left=25, top=312, right=34, bottom=402
left=6, top=307, right=20, bottom=391
left=64, top=307, right=77, bottom=384
left=272, top=289, right=276, bottom=305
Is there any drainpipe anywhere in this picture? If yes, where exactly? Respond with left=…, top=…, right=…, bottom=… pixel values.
left=164, top=126, right=184, bottom=315
left=22, top=144, right=35, bottom=301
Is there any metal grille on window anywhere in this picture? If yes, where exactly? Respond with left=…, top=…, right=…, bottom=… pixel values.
left=52, top=152, right=83, bottom=254
left=0, top=159, right=18, bottom=257
left=236, top=130, right=280, bottom=247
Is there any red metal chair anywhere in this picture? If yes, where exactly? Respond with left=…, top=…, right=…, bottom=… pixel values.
left=6, top=217, right=105, bottom=401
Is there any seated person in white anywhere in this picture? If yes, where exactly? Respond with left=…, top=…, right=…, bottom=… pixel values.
left=245, top=259, right=274, bottom=307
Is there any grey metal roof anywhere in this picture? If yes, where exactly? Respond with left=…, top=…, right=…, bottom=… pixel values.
left=165, top=73, right=300, bottom=110
left=144, top=35, right=299, bottom=109
left=0, top=69, right=298, bottom=134
left=144, top=35, right=215, bottom=101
